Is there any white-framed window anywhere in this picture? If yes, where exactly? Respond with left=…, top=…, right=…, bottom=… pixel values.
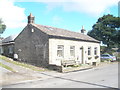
left=94, top=47, right=97, bottom=55
left=0, top=47, right=3, bottom=54
left=88, top=47, right=91, bottom=55
left=9, top=47, right=13, bottom=54
left=70, top=46, right=75, bottom=57
left=57, top=45, right=64, bottom=58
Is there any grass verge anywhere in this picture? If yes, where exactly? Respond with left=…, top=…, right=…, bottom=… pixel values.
left=0, top=55, right=48, bottom=72
left=0, top=62, right=16, bottom=72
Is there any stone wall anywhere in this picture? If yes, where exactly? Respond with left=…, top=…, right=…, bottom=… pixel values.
left=48, top=65, right=63, bottom=72
left=15, top=24, right=49, bottom=67
left=1, top=44, right=14, bottom=58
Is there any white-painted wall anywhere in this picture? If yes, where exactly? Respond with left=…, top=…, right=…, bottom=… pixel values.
left=49, top=38, right=100, bottom=66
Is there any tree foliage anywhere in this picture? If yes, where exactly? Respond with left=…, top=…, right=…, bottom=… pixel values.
left=0, top=18, right=6, bottom=34
left=87, top=14, right=120, bottom=48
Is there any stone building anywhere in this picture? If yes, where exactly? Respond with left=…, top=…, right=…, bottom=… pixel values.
left=0, top=34, right=18, bottom=58
left=13, top=13, right=100, bottom=71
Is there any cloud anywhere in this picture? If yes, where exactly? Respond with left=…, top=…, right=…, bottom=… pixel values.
left=45, top=0, right=119, bottom=16
left=52, top=16, right=63, bottom=25
left=0, top=0, right=27, bottom=29
left=14, top=0, right=119, bottom=16
left=13, top=0, right=119, bottom=17
left=0, top=0, right=118, bottom=30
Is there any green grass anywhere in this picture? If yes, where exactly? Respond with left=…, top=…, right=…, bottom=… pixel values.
left=0, top=55, right=48, bottom=72
left=0, top=62, right=16, bottom=72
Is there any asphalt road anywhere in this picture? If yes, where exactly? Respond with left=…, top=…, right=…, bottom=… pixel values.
left=3, top=62, right=119, bottom=88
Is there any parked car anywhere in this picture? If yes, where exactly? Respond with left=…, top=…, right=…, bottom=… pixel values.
left=101, top=54, right=116, bottom=62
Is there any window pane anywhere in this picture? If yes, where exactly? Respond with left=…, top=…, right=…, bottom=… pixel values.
left=58, top=46, right=63, bottom=50
left=0, top=47, right=3, bottom=54
left=57, top=50, right=62, bottom=57
left=88, top=47, right=91, bottom=55
left=9, top=47, right=13, bottom=54
left=94, top=47, right=97, bottom=55
left=70, top=46, right=74, bottom=50
left=70, top=46, right=75, bottom=57
left=57, top=45, right=64, bottom=57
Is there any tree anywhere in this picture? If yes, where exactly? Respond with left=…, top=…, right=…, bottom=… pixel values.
left=0, top=18, right=6, bottom=34
left=87, top=14, right=120, bottom=48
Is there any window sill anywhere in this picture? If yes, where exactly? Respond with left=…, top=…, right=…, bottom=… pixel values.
left=88, top=56, right=92, bottom=60
left=88, top=55, right=92, bottom=57
left=57, top=57, right=64, bottom=59
left=69, top=56, right=75, bottom=59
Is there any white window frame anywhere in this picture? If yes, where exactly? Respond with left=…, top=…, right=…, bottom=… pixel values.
left=70, top=46, right=75, bottom=57
left=57, top=45, right=64, bottom=58
left=94, top=47, right=97, bottom=55
left=0, top=47, right=3, bottom=54
left=88, top=47, right=91, bottom=55
left=9, top=47, right=13, bottom=54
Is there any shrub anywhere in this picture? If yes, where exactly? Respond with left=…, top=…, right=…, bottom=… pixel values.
left=95, top=56, right=99, bottom=59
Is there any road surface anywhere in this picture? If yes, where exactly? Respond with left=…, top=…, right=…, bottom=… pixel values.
left=2, top=62, right=119, bottom=88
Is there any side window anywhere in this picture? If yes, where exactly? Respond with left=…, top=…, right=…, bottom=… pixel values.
left=70, top=46, right=75, bottom=57
left=0, top=47, right=3, bottom=54
left=94, top=47, right=97, bottom=55
left=57, top=45, right=64, bottom=58
left=9, top=47, right=13, bottom=54
left=88, top=47, right=91, bottom=55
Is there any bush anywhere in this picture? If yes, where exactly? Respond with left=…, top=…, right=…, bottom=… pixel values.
left=101, top=46, right=116, bottom=55
left=88, top=57, right=92, bottom=60
left=101, top=58, right=112, bottom=62
left=95, top=56, right=99, bottom=59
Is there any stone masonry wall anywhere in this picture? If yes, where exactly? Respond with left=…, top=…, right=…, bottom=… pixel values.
left=15, top=24, right=49, bottom=67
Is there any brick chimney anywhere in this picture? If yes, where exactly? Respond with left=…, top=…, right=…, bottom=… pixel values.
left=28, top=13, right=35, bottom=24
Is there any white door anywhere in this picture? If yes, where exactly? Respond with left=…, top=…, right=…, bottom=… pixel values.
left=79, top=47, right=83, bottom=64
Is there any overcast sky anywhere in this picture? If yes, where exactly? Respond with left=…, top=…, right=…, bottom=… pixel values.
left=0, top=0, right=119, bottom=38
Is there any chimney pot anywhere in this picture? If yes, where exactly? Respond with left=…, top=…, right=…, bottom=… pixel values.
left=28, top=13, right=35, bottom=24
left=81, top=25, right=86, bottom=34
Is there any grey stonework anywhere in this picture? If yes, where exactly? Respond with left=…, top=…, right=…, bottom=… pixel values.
left=1, top=44, right=14, bottom=58
left=15, top=24, right=49, bottom=67
left=1, top=34, right=18, bottom=58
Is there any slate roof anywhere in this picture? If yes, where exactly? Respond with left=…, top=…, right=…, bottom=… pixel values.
left=2, top=34, right=18, bottom=43
left=32, top=24, right=100, bottom=43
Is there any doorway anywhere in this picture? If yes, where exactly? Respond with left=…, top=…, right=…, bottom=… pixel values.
left=80, top=47, right=84, bottom=64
